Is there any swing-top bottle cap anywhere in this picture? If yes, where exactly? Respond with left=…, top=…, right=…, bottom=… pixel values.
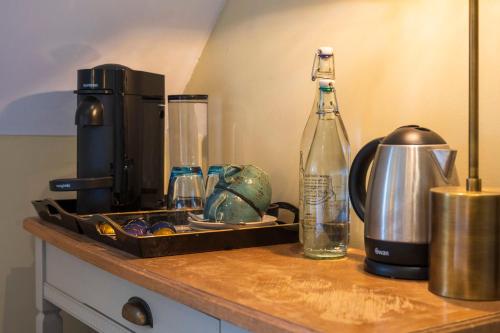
left=319, top=79, right=335, bottom=89
left=317, top=47, right=334, bottom=57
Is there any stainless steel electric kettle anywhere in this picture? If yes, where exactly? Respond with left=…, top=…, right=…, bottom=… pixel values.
left=349, top=125, right=459, bottom=280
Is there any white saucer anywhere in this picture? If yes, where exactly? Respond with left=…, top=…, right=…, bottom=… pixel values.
left=187, top=214, right=277, bottom=230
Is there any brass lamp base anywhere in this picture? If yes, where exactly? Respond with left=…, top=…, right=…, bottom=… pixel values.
left=429, top=186, right=500, bottom=300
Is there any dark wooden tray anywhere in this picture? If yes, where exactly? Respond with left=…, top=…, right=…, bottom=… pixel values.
left=32, top=199, right=81, bottom=233
left=32, top=199, right=299, bottom=258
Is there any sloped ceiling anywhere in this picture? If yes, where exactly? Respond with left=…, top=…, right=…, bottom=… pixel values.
left=0, top=0, right=225, bottom=135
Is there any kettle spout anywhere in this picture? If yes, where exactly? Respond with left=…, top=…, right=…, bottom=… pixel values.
left=431, top=149, right=457, bottom=181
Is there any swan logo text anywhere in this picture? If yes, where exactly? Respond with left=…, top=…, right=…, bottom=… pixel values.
left=374, top=248, right=389, bottom=256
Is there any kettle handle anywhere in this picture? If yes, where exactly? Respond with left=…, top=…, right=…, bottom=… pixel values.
left=348, top=137, right=384, bottom=222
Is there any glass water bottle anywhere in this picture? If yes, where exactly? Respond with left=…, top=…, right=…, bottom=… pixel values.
left=300, top=47, right=350, bottom=243
left=302, top=79, right=349, bottom=259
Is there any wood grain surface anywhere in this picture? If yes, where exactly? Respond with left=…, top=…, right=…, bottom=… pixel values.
left=24, top=218, right=500, bottom=333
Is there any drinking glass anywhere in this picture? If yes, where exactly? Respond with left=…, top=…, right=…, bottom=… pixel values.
left=166, top=166, right=205, bottom=209
left=205, top=165, right=224, bottom=199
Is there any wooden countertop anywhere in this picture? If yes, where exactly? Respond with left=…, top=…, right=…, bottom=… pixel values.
left=24, top=217, right=500, bottom=333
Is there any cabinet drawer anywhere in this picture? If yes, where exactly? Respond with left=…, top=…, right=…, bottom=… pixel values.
left=45, top=244, right=220, bottom=333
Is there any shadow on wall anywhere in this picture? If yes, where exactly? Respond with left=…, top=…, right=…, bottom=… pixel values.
left=0, top=91, right=76, bottom=136
left=0, top=39, right=99, bottom=113
left=3, top=264, right=36, bottom=333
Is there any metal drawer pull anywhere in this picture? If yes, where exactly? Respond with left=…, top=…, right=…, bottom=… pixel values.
left=122, top=297, right=153, bottom=327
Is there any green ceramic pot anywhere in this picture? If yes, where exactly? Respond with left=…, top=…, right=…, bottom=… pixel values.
left=203, top=165, right=272, bottom=224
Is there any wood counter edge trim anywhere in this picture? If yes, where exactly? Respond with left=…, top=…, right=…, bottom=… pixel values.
left=23, top=218, right=317, bottom=333
left=411, top=312, right=500, bottom=333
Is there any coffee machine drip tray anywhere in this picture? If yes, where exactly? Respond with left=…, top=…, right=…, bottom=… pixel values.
left=364, top=258, right=428, bottom=280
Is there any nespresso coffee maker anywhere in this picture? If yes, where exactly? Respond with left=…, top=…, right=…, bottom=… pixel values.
left=50, top=64, right=165, bottom=214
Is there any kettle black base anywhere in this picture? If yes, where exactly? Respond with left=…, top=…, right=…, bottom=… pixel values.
left=364, top=258, right=428, bottom=280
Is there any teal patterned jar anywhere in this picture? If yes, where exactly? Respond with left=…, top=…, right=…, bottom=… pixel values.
left=204, top=165, right=272, bottom=224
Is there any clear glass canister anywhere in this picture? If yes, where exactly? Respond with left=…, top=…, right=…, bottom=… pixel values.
left=167, top=95, right=208, bottom=209
left=167, top=95, right=208, bottom=170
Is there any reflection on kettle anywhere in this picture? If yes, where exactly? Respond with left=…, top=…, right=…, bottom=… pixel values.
left=349, top=125, right=459, bottom=280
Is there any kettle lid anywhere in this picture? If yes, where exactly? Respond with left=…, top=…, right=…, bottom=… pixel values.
left=382, top=125, right=447, bottom=145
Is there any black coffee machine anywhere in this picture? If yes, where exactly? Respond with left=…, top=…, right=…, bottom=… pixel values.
left=50, top=64, right=165, bottom=214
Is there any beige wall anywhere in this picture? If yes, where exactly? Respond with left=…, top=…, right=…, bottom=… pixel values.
left=0, top=136, right=96, bottom=332
left=186, top=0, right=500, bottom=248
